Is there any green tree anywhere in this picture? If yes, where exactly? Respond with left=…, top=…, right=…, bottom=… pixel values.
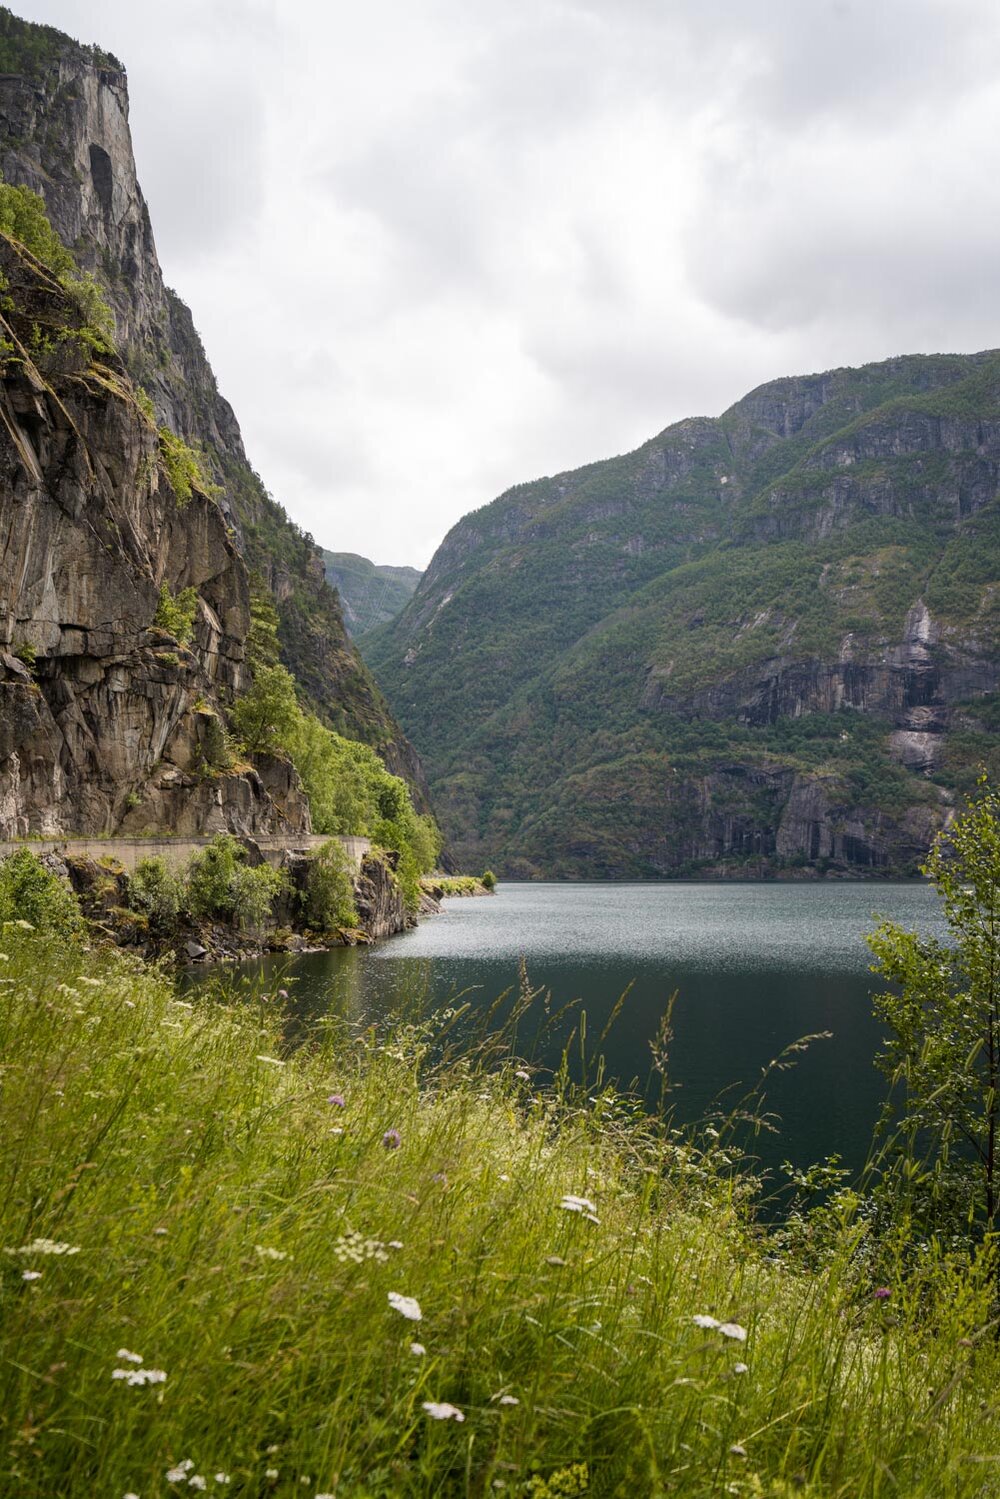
left=153, top=581, right=198, bottom=645
left=0, top=849, right=82, bottom=936
left=868, top=778, right=1000, bottom=1240
left=185, top=834, right=285, bottom=929
left=128, top=856, right=182, bottom=923
left=301, top=840, right=357, bottom=931
left=231, top=663, right=302, bottom=755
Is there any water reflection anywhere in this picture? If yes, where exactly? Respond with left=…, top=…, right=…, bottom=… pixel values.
left=186, top=881, right=947, bottom=1178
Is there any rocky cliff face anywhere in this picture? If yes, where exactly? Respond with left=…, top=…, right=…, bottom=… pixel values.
left=0, top=234, right=308, bottom=838
left=367, top=351, right=1000, bottom=878
left=0, top=14, right=429, bottom=805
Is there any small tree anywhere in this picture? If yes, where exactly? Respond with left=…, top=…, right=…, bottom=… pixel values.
left=231, top=664, right=302, bottom=756
left=301, top=840, right=357, bottom=931
left=0, top=849, right=83, bottom=936
left=868, top=778, right=1000, bottom=1241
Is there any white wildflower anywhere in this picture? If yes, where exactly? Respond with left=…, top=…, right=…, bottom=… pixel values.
left=167, top=1463, right=193, bottom=1482
left=124, top=1492, right=140, bottom=1498
left=79, top=976, right=102, bottom=987
left=497, top=1395, right=519, bottom=1406
left=22, top=1269, right=42, bottom=1281
left=188, top=1479, right=207, bottom=1492
left=719, top=1322, right=747, bottom=1342
left=734, top=1362, right=749, bottom=1375
left=333, top=1229, right=387, bottom=1264
left=388, top=1240, right=403, bottom=1250
left=116, top=1348, right=144, bottom=1363
left=422, top=1401, right=464, bottom=1421
left=265, top=1470, right=279, bottom=1481
left=113, top=1367, right=167, bottom=1386
left=214, top=1478, right=231, bottom=1487
left=388, top=1290, right=422, bottom=1321
left=514, top=1069, right=530, bottom=1080
left=153, top=1227, right=168, bottom=1236
left=410, top=1342, right=426, bottom=1356
left=692, top=1314, right=720, bottom=1329
left=254, top=1245, right=290, bottom=1262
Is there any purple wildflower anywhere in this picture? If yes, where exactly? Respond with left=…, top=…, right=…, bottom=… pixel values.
left=383, top=1128, right=402, bottom=1150
left=327, top=1094, right=346, bottom=1108
left=277, top=988, right=289, bottom=1000
left=874, top=1287, right=891, bottom=1300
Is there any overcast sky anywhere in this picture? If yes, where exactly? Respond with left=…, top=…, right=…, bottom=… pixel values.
left=15, top=0, right=1000, bottom=567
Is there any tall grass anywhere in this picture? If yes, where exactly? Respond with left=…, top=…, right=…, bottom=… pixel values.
left=1, top=928, right=999, bottom=1496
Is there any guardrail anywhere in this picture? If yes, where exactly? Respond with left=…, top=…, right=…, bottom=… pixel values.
left=0, top=833, right=372, bottom=874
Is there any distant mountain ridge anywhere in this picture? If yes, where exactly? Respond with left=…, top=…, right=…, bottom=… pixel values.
left=322, top=551, right=421, bottom=636
left=366, top=350, right=1000, bottom=877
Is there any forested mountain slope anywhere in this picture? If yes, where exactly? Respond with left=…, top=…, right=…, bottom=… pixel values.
left=322, top=551, right=421, bottom=636
left=367, top=352, right=1000, bottom=876
left=0, top=7, right=426, bottom=800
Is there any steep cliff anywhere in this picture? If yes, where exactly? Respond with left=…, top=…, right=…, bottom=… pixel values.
left=0, top=7, right=427, bottom=800
left=367, top=351, right=1000, bottom=877
left=0, top=231, right=308, bottom=838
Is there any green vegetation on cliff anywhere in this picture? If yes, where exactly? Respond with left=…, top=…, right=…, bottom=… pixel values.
left=367, top=351, right=1000, bottom=877
left=0, top=6, right=122, bottom=78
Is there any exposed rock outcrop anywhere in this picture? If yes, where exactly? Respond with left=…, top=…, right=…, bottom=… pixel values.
left=0, top=15, right=430, bottom=807
left=0, top=234, right=308, bottom=838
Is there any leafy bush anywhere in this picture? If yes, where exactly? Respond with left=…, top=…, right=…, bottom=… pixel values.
left=868, top=778, right=1000, bottom=1244
left=158, top=428, right=218, bottom=506
left=0, top=174, right=73, bottom=276
left=0, top=848, right=82, bottom=935
left=230, top=663, right=301, bottom=755
left=153, top=581, right=198, bottom=645
left=128, top=856, right=182, bottom=923
left=300, top=840, right=357, bottom=931
left=482, top=868, right=497, bottom=890
left=185, top=835, right=285, bottom=929
left=0, top=174, right=115, bottom=349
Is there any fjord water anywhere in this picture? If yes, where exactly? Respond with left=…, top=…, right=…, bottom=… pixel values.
left=220, top=882, right=947, bottom=1179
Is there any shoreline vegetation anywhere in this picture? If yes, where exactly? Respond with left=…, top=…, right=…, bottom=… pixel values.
left=2, top=792, right=1000, bottom=1493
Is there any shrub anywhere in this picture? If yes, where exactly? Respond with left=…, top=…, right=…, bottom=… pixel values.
left=0, top=174, right=115, bottom=348
left=153, top=581, right=198, bottom=645
left=868, top=776, right=1000, bottom=1243
left=482, top=868, right=497, bottom=891
left=158, top=428, right=218, bottom=506
left=300, top=840, right=358, bottom=931
left=128, top=856, right=182, bottom=924
left=231, top=663, right=302, bottom=755
left=185, top=834, right=285, bottom=929
left=0, top=848, right=82, bottom=935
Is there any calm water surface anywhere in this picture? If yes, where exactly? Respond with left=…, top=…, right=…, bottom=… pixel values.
left=199, top=882, right=948, bottom=1178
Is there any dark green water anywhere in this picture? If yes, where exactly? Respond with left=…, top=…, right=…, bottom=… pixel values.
left=194, top=881, right=947, bottom=1180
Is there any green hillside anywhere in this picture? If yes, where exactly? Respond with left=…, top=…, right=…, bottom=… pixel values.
left=322, top=551, right=421, bottom=636
left=365, top=351, right=1000, bottom=876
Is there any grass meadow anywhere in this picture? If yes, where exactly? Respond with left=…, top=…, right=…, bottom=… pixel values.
left=1, top=926, right=1000, bottom=1496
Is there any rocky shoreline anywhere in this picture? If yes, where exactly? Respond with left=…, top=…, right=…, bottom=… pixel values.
left=43, top=843, right=436, bottom=966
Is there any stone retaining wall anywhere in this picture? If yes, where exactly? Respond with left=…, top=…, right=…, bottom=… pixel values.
left=0, top=834, right=371, bottom=874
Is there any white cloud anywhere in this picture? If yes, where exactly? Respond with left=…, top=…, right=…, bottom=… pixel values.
left=13, top=0, right=1000, bottom=566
